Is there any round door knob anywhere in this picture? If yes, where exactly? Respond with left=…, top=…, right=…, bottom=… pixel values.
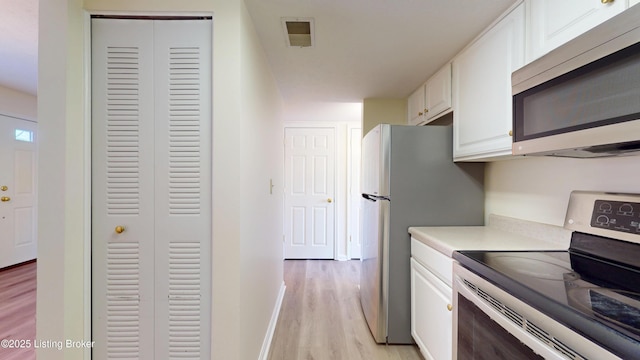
left=327, top=198, right=333, bottom=203
left=447, top=304, right=453, bottom=311
left=115, top=226, right=125, bottom=234
left=0, top=196, right=10, bottom=202
left=508, top=130, right=513, bottom=137
left=0, top=186, right=7, bottom=191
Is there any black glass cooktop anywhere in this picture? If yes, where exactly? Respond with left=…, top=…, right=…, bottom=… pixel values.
left=454, top=233, right=640, bottom=359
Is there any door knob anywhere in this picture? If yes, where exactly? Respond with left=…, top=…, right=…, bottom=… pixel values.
left=0, top=196, right=10, bottom=202
left=0, top=186, right=7, bottom=191
left=447, top=304, right=453, bottom=311
left=327, top=198, right=333, bottom=203
left=115, top=226, right=125, bottom=234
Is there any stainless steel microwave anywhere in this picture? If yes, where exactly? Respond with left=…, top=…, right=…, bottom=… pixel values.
left=512, top=5, right=640, bottom=158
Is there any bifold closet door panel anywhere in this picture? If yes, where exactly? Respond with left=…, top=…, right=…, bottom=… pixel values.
left=92, top=18, right=212, bottom=360
left=153, top=19, right=212, bottom=359
left=91, top=18, right=157, bottom=360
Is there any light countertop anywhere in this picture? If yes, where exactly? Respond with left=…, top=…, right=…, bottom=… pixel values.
left=409, top=215, right=571, bottom=257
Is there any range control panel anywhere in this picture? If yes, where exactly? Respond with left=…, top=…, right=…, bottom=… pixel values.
left=591, top=200, right=640, bottom=235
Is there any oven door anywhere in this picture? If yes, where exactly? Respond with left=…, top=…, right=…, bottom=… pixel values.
left=452, top=262, right=620, bottom=360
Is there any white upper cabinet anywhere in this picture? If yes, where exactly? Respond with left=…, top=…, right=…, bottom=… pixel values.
left=526, top=0, right=626, bottom=62
left=407, top=63, right=452, bottom=125
left=407, top=85, right=426, bottom=125
left=424, top=64, right=452, bottom=122
left=453, top=3, right=525, bottom=161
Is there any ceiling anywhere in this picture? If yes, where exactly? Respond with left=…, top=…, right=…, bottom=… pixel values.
left=244, top=0, right=517, bottom=104
left=0, top=0, right=517, bottom=103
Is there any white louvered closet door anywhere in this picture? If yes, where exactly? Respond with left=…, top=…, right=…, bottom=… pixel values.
left=91, top=18, right=212, bottom=360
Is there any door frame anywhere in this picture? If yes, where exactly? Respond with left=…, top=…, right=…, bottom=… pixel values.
left=82, top=11, right=214, bottom=360
left=346, top=124, right=361, bottom=260
left=282, top=121, right=359, bottom=261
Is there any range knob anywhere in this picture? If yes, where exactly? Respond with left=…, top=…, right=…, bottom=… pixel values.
left=596, top=215, right=610, bottom=226
left=598, top=202, right=612, bottom=214
left=618, top=203, right=634, bottom=216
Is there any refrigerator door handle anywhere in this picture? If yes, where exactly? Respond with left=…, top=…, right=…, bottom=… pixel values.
left=362, top=193, right=377, bottom=202
left=363, top=193, right=390, bottom=202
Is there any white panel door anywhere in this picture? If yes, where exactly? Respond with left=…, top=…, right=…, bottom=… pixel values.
left=92, top=18, right=211, bottom=360
left=284, top=127, right=335, bottom=259
left=0, top=116, right=37, bottom=269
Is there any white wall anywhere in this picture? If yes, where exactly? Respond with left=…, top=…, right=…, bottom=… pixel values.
left=0, top=85, right=37, bottom=120
left=486, top=155, right=640, bottom=226
left=283, top=101, right=362, bottom=123
left=238, top=1, right=285, bottom=358
left=37, top=1, right=85, bottom=359
left=362, top=98, right=407, bottom=136
left=38, top=0, right=285, bottom=359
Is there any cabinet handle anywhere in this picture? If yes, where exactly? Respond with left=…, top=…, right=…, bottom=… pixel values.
left=1, top=196, right=10, bottom=202
left=508, top=130, right=513, bottom=137
left=601, top=0, right=614, bottom=3
left=115, top=226, right=126, bottom=234
left=418, top=112, right=423, bottom=116
left=0, top=186, right=7, bottom=191
left=447, top=304, right=453, bottom=311
left=424, top=108, right=429, bottom=113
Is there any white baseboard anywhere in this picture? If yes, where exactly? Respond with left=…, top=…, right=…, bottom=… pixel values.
left=258, top=281, right=286, bottom=360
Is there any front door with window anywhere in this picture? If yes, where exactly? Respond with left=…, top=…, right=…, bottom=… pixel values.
left=0, top=115, right=37, bottom=269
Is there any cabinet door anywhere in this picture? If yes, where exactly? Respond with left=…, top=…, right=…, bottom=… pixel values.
left=411, top=258, right=453, bottom=360
left=407, top=85, right=425, bottom=125
left=453, top=4, right=524, bottom=161
left=527, top=0, right=626, bottom=62
left=425, top=63, right=452, bottom=121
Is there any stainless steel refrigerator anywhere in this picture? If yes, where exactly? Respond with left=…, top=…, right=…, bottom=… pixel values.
left=360, top=124, right=484, bottom=344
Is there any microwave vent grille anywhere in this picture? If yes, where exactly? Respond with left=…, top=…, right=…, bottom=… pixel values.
left=462, top=278, right=587, bottom=360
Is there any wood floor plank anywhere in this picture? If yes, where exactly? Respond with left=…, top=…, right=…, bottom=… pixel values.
left=269, top=260, right=423, bottom=360
left=0, top=261, right=36, bottom=360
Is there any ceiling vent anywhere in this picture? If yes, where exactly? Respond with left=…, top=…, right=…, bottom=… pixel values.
left=282, top=17, right=314, bottom=48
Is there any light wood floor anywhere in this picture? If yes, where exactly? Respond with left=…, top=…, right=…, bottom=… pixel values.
left=0, top=261, right=36, bottom=360
left=268, top=260, right=423, bottom=360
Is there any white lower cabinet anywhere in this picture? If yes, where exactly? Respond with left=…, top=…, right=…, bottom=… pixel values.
left=410, top=240, right=453, bottom=360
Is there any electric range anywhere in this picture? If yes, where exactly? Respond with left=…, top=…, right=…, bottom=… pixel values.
left=454, top=191, right=640, bottom=359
